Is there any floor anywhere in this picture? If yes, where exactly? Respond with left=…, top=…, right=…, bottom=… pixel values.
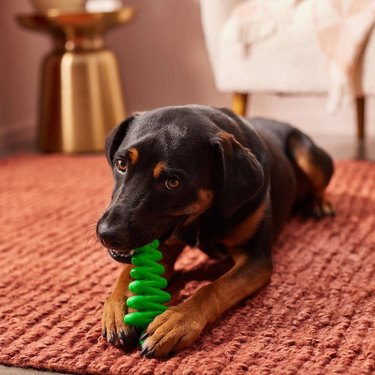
left=317, top=136, right=375, bottom=160
left=0, top=367, right=66, bottom=375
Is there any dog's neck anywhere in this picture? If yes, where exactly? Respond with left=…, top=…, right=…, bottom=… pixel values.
left=174, top=222, right=200, bottom=248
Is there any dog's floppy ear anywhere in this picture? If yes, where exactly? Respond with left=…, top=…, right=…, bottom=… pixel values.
left=105, top=116, right=135, bottom=165
left=211, top=131, right=265, bottom=218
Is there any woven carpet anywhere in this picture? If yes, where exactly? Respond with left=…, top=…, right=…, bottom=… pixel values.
left=0, top=155, right=374, bottom=375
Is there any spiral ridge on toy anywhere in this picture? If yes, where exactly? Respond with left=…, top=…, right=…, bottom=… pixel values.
left=124, top=240, right=171, bottom=328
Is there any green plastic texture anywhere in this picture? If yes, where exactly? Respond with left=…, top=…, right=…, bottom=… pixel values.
left=124, top=239, right=171, bottom=328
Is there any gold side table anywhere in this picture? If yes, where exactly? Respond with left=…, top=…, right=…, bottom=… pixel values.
left=17, top=8, right=134, bottom=153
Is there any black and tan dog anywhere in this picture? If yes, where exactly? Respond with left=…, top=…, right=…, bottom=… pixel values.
left=97, top=105, right=334, bottom=357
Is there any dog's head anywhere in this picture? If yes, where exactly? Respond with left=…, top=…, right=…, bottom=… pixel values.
left=97, top=106, right=264, bottom=263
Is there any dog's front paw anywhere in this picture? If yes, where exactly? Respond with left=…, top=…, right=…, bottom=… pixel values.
left=101, top=295, right=139, bottom=347
left=140, top=306, right=204, bottom=358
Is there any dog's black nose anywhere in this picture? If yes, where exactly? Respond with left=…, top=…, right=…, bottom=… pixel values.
left=97, top=223, right=124, bottom=249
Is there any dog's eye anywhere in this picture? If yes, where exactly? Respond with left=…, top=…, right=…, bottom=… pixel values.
left=165, top=177, right=181, bottom=190
left=115, top=159, right=127, bottom=173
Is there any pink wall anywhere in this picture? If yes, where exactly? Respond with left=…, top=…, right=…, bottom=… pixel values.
left=0, top=0, right=48, bottom=151
left=107, top=0, right=229, bottom=111
left=0, top=0, right=228, bottom=153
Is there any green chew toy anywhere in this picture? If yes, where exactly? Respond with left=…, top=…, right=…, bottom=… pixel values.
left=124, top=240, right=171, bottom=340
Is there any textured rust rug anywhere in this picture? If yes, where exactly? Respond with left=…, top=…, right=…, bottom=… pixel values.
left=0, top=155, right=374, bottom=375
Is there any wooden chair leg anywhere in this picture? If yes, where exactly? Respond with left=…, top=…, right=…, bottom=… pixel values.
left=232, top=93, right=249, bottom=116
left=356, top=97, right=366, bottom=141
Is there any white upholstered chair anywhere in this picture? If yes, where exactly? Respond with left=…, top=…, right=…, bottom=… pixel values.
left=199, top=0, right=375, bottom=140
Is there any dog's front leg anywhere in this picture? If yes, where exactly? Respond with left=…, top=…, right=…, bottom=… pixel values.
left=102, top=264, right=136, bottom=346
left=141, top=248, right=272, bottom=357
left=102, top=243, right=183, bottom=347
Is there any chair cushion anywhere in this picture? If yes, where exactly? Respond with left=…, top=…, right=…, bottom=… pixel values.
left=214, top=0, right=375, bottom=95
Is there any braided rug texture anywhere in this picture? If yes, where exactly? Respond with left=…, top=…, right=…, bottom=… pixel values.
left=0, top=155, right=374, bottom=375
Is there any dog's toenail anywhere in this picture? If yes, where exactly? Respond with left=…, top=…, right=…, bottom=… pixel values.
left=140, top=346, right=149, bottom=356
left=145, top=350, right=155, bottom=358
left=109, top=332, right=116, bottom=344
left=140, top=332, right=149, bottom=341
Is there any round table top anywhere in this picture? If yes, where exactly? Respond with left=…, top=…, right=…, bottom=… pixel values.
left=17, top=7, right=134, bottom=33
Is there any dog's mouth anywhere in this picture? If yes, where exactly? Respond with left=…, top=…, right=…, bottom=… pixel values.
left=108, top=249, right=135, bottom=264
left=106, top=219, right=184, bottom=263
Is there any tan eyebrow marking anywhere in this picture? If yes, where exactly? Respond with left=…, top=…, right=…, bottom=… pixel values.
left=153, top=162, right=166, bottom=178
left=128, top=148, right=139, bottom=165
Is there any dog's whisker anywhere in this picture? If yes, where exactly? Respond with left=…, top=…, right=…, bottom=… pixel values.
left=83, top=221, right=101, bottom=254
